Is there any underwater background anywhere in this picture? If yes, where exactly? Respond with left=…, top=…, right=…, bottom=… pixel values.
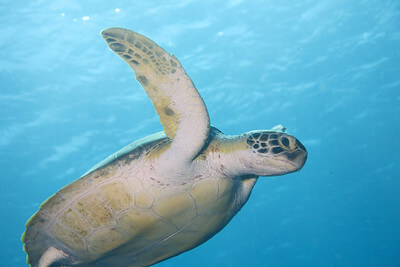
left=1, top=0, right=399, bottom=266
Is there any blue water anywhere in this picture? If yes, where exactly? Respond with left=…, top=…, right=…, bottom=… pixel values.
left=1, top=0, right=399, bottom=266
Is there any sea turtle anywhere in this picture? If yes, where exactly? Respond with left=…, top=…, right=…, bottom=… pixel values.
left=22, top=27, right=307, bottom=266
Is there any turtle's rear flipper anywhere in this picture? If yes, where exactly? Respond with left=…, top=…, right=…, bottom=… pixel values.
left=37, top=247, right=77, bottom=267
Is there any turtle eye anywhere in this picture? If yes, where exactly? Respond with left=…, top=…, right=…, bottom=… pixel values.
left=277, top=135, right=300, bottom=151
left=281, top=137, right=290, bottom=149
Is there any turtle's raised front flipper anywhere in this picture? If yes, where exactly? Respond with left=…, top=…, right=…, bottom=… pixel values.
left=102, top=27, right=210, bottom=165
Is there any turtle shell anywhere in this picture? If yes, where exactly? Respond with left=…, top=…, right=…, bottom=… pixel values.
left=22, top=129, right=241, bottom=266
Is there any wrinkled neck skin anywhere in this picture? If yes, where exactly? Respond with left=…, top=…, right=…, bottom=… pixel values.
left=149, top=132, right=258, bottom=187
left=198, top=134, right=255, bottom=179
left=190, top=133, right=259, bottom=210
left=195, top=133, right=260, bottom=209
left=149, top=133, right=259, bottom=212
left=153, top=133, right=258, bottom=180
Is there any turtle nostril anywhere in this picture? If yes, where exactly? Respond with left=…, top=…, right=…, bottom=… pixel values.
left=281, top=137, right=290, bottom=148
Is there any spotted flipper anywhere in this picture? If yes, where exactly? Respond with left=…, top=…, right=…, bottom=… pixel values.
left=101, top=28, right=210, bottom=165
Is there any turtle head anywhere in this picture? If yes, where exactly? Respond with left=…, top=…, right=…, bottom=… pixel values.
left=243, top=127, right=307, bottom=176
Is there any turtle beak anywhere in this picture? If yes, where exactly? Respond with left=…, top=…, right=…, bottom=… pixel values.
left=286, top=149, right=307, bottom=171
left=283, top=138, right=307, bottom=171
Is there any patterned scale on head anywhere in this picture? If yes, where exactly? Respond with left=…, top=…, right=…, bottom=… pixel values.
left=247, top=130, right=306, bottom=155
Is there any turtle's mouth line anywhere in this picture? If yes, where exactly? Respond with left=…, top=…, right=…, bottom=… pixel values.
left=273, top=149, right=308, bottom=172
left=271, top=158, right=303, bottom=173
